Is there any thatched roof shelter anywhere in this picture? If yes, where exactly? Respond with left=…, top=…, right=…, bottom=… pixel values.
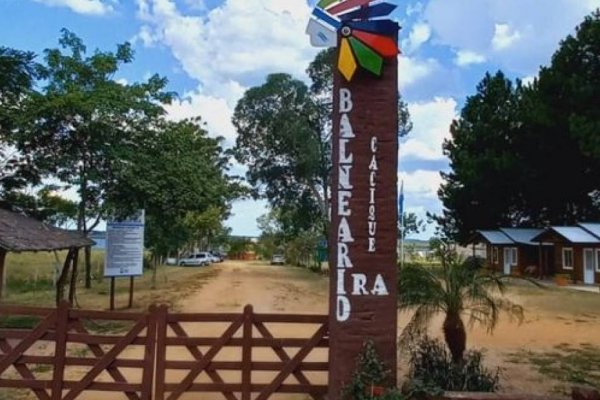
left=0, top=208, right=94, bottom=300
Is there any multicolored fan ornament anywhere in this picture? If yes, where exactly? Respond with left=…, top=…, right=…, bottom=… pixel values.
left=306, top=0, right=399, bottom=81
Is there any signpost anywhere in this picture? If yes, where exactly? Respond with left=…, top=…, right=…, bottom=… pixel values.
left=105, top=210, right=145, bottom=310
left=307, top=2, right=400, bottom=398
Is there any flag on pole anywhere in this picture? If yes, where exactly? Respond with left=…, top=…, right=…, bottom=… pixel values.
left=399, top=180, right=404, bottom=222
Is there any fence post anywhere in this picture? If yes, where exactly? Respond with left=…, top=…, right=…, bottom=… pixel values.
left=154, top=305, right=168, bottom=400
left=51, top=300, right=70, bottom=400
left=242, top=304, right=253, bottom=400
left=141, top=305, right=158, bottom=400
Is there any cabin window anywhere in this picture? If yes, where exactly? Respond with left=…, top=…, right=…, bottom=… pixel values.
left=562, top=248, right=574, bottom=270
left=492, top=247, right=498, bottom=264
left=511, top=248, right=518, bottom=266
left=596, top=249, right=600, bottom=273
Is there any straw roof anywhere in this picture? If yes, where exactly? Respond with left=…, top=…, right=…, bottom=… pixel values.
left=0, top=208, right=94, bottom=252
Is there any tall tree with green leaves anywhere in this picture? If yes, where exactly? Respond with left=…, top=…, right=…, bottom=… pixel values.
left=0, top=47, right=40, bottom=196
left=233, top=49, right=412, bottom=238
left=10, top=30, right=173, bottom=287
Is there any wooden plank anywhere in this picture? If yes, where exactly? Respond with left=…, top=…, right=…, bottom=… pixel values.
left=51, top=301, right=69, bottom=400
left=0, top=305, right=54, bottom=316
left=166, top=313, right=242, bottom=323
left=166, top=315, right=244, bottom=400
left=162, top=383, right=328, bottom=394
left=0, top=310, right=57, bottom=374
left=254, top=320, right=323, bottom=400
left=0, top=340, right=51, bottom=400
left=167, top=321, right=237, bottom=400
left=141, top=306, right=157, bottom=400
left=163, top=360, right=329, bottom=371
left=11, top=355, right=144, bottom=368
left=154, top=305, right=168, bottom=400
left=66, top=320, right=140, bottom=400
left=61, top=318, right=147, bottom=400
left=255, top=323, right=329, bottom=400
left=0, top=380, right=142, bottom=391
left=164, top=337, right=329, bottom=347
left=241, top=305, right=252, bottom=400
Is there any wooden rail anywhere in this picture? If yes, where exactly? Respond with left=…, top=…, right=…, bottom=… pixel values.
left=0, top=302, right=329, bottom=400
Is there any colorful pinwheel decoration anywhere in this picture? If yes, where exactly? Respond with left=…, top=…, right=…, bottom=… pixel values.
left=306, top=0, right=400, bottom=81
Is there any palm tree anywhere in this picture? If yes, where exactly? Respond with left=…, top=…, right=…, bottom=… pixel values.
left=398, top=255, right=525, bottom=363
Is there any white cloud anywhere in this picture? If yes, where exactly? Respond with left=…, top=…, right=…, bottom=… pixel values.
left=397, top=56, right=439, bottom=90
left=425, top=0, right=600, bottom=74
left=521, top=75, right=536, bottom=86
left=400, top=97, right=458, bottom=161
left=492, top=23, right=521, bottom=50
left=32, top=0, right=115, bottom=15
left=135, top=0, right=315, bottom=90
left=402, top=22, right=431, bottom=54
left=165, top=87, right=243, bottom=146
left=454, top=49, right=486, bottom=66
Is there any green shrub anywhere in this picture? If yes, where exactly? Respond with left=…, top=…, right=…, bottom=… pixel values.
left=405, top=336, right=499, bottom=397
left=343, top=341, right=407, bottom=400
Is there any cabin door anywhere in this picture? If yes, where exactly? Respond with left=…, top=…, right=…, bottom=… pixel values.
left=583, top=249, right=595, bottom=285
left=503, top=248, right=512, bottom=275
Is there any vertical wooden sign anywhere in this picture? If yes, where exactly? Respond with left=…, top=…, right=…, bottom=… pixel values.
left=328, top=40, right=399, bottom=398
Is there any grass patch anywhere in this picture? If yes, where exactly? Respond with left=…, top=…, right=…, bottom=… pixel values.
left=508, top=344, right=600, bottom=388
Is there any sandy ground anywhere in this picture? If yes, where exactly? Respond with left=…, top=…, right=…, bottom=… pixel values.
left=5, top=260, right=600, bottom=399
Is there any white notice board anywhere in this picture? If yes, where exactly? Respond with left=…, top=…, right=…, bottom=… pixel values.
left=104, top=210, right=145, bottom=277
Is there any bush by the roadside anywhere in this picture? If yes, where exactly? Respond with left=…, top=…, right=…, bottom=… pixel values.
left=404, top=336, right=500, bottom=398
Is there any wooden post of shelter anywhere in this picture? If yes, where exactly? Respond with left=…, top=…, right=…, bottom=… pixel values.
left=0, top=249, right=6, bottom=300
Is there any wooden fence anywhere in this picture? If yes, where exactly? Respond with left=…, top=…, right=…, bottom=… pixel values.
left=0, top=302, right=329, bottom=400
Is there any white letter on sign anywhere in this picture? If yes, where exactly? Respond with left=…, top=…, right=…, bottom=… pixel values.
left=337, top=296, right=350, bottom=322
left=340, top=88, right=353, bottom=113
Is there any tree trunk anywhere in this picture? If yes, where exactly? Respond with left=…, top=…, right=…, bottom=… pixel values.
left=151, top=255, right=158, bottom=290
left=56, top=249, right=74, bottom=306
left=443, top=312, right=467, bottom=364
left=84, top=245, right=92, bottom=288
left=68, top=250, right=79, bottom=304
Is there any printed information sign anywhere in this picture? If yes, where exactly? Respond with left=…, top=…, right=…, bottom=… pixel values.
left=104, top=210, right=145, bottom=277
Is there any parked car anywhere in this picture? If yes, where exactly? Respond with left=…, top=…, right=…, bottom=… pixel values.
left=209, top=250, right=225, bottom=263
left=271, top=254, right=285, bottom=265
left=178, top=253, right=211, bottom=266
left=165, top=257, right=178, bottom=266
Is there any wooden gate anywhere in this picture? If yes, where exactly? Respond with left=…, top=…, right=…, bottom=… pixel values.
left=0, top=301, right=156, bottom=400
left=0, top=303, right=329, bottom=400
left=155, top=305, right=329, bottom=400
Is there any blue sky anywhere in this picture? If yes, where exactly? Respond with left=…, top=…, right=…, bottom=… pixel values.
left=1, top=0, right=599, bottom=239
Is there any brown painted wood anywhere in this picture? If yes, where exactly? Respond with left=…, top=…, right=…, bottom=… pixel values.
left=0, top=339, right=51, bottom=400
left=110, top=277, right=116, bottom=311
left=163, top=337, right=329, bottom=347
left=253, top=319, right=323, bottom=400
left=162, top=383, right=329, bottom=394
left=255, top=323, right=329, bottom=400
left=0, top=310, right=57, bottom=374
left=141, top=306, right=157, bottom=400
left=154, top=305, right=168, bottom=400
left=166, top=321, right=237, bottom=400
left=167, top=315, right=244, bottom=400
left=61, top=317, right=147, bottom=400
left=241, top=305, right=253, bottom=400
left=0, top=249, right=6, bottom=300
left=161, top=360, right=329, bottom=371
left=51, top=301, right=69, bottom=400
left=55, top=249, right=74, bottom=306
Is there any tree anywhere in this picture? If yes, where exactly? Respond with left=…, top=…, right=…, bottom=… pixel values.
left=437, top=12, right=600, bottom=242
left=401, top=212, right=426, bottom=237
left=108, top=118, right=237, bottom=270
left=233, top=49, right=412, bottom=239
left=0, top=47, right=40, bottom=195
left=436, top=72, right=524, bottom=244
left=398, top=258, right=524, bottom=363
left=10, top=30, right=173, bottom=287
